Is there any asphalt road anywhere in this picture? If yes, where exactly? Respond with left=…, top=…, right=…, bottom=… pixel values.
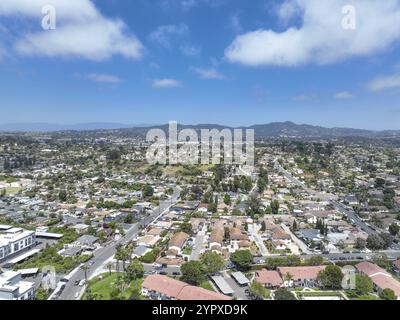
left=143, top=263, right=181, bottom=276
left=253, top=251, right=400, bottom=265
left=57, top=188, right=180, bottom=300
left=274, top=160, right=377, bottom=235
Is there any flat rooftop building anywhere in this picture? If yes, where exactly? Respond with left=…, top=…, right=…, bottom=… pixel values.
left=0, top=271, right=35, bottom=300
left=0, top=228, right=36, bottom=263
left=211, top=275, right=235, bottom=296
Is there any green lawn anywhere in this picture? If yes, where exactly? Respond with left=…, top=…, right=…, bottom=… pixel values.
left=6, top=187, right=22, bottom=194
left=299, top=291, right=342, bottom=297
left=84, top=273, right=143, bottom=300
left=199, top=280, right=215, bottom=292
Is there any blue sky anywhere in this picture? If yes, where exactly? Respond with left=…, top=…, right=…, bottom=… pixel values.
left=1, top=0, right=400, bottom=130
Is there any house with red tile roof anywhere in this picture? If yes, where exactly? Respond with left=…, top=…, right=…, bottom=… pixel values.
left=167, top=231, right=189, bottom=257
left=355, top=262, right=400, bottom=299
left=277, top=266, right=326, bottom=288
left=255, top=269, right=283, bottom=289
left=141, top=275, right=231, bottom=300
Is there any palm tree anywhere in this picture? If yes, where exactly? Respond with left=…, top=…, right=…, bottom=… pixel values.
left=115, top=244, right=122, bottom=279
left=115, top=245, right=129, bottom=288
left=81, top=264, right=89, bottom=283
left=106, top=262, right=113, bottom=276
left=126, top=243, right=135, bottom=264
left=284, top=272, right=294, bottom=286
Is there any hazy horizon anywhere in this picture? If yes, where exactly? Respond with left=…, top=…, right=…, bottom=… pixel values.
left=1, top=1, right=400, bottom=130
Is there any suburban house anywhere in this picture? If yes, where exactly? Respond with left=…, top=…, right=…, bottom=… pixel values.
left=141, top=275, right=231, bottom=300
left=355, top=262, right=400, bottom=299
left=304, top=210, right=338, bottom=224
left=209, top=227, right=224, bottom=253
left=228, top=227, right=249, bottom=252
left=255, top=269, right=283, bottom=289
left=277, top=266, right=326, bottom=288
left=167, top=232, right=189, bottom=257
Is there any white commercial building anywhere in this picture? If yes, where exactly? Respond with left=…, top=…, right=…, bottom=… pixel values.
left=0, top=271, right=35, bottom=300
left=0, top=227, right=36, bottom=262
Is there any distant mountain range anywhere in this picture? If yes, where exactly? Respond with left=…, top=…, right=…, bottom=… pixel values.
left=113, top=122, right=400, bottom=139
left=0, top=122, right=155, bottom=132
left=0, top=121, right=399, bottom=138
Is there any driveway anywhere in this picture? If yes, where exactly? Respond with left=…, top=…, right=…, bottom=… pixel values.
left=280, top=224, right=312, bottom=254
left=190, top=225, right=207, bottom=261
left=248, top=224, right=269, bottom=256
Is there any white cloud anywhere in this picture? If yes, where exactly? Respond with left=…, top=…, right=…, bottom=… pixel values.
left=367, top=73, right=400, bottom=92
left=180, top=45, right=201, bottom=56
left=152, top=78, right=181, bottom=88
left=86, top=73, right=121, bottom=84
left=277, top=0, right=302, bottom=24
left=228, top=14, right=243, bottom=34
left=161, top=0, right=224, bottom=11
left=293, top=95, right=319, bottom=102
left=148, top=24, right=189, bottom=48
left=0, top=0, right=143, bottom=61
left=334, top=91, right=354, bottom=99
left=225, top=0, right=400, bottom=66
left=192, top=67, right=226, bottom=79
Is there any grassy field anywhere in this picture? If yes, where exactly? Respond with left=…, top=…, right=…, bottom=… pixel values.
left=199, top=280, right=215, bottom=292
left=84, top=273, right=143, bottom=300
left=6, top=187, right=22, bottom=194
left=299, top=291, right=342, bottom=297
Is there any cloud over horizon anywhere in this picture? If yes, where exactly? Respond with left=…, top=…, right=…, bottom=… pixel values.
left=152, top=78, right=181, bottom=88
left=225, top=0, right=400, bottom=67
left=0, top=0, right=143, bottom=61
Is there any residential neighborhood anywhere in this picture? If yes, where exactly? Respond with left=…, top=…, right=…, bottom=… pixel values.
left=1, top=131, right=400, bottom=301
left=1, top=0, right=400, bottom=307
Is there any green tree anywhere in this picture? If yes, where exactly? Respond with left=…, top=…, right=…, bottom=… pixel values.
left=270, top=200, right=280, bottom=215
left=81, top=264, right=89, bottom=283
left=223, top=194, right=231, bottom=206
left=379, top=288, right=396, bottom=300
left=274, top=288, right=296, bottom=300
left=318, top=265, right=343, bottom=289
left=179, top=222, right=192, bottom=234
left=142, top=185, right=154, bottom=198
left=250, top=281, right=270, bottom=300
left=355, top=238, right=367, bottom=250
left=355, top=274, right=373, bottom=295
left=110, top=286, right=122, bottom=300
left=106, top=262, right=113, bottom=276
left=257, top=178, right=267, bottom=194
left=366, top=234, right=386, bottom=250
left=389, top=223, right=399, bottom=236
left=35, top=288, right=49, bottom=300
left=200, top=252, right=224, bottom=274
left=230, top=250, right=253, bottom=271
left=58, top=190, right=67, bottom=202
left=306, top=256, right=324, bottom=266
left=181, top=261, right=204, bottom=285
left=124, top=213, right=134, bottom=224
left=126, top=258, right=144, bottom=281
left=292, top=220, right=298, bottom=232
